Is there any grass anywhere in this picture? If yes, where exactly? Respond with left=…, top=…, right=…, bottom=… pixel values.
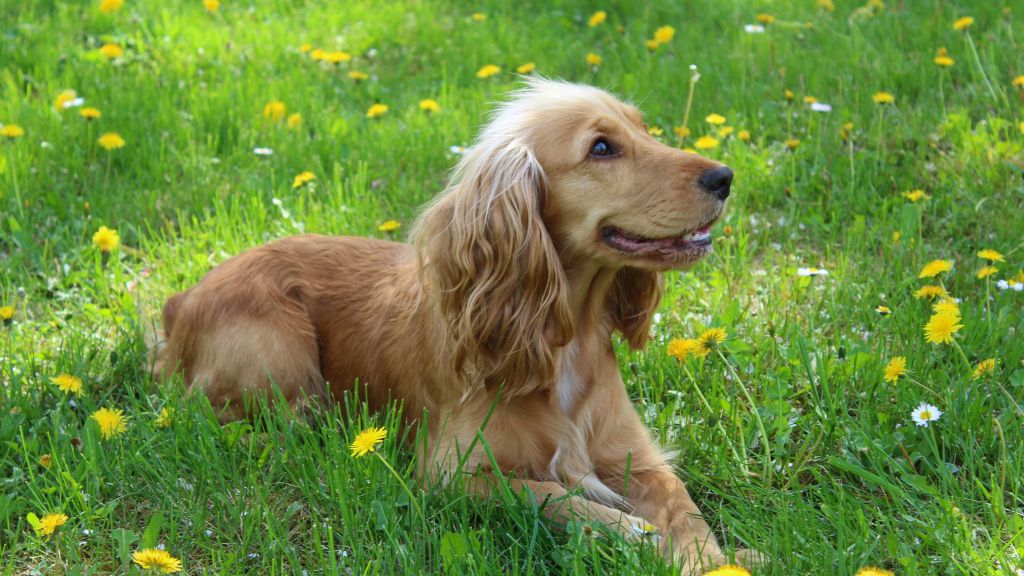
left=2, top=0, right=1023, bottom=574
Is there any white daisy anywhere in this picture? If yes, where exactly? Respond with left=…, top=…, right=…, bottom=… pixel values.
left=911, top=403, right=942, bottom=427
left=744, top=24, right=766, bottom=33
left=810, top=102, right=833, bottom=112
left=253, top=147, right=274, bottom=156
left=797, top=267, right=829, bottom=277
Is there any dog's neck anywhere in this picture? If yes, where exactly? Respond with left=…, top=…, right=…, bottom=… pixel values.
left=563, top=263, right=621, bottom=336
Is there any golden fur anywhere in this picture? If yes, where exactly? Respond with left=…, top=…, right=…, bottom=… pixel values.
left=155, top=79, right=752, bottom=574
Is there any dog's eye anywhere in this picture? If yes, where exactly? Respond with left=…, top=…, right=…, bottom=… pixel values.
left=590, top=138, right=615, bottom=157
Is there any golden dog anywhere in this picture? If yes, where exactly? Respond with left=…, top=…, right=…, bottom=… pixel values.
left=155, top=78, right=750, bottom=574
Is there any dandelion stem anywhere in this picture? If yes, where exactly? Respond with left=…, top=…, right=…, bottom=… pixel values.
left=964, top=32, right=998, bottom=102
left=373, top=452, right=427, bottom=532
left=950, top=340, right=973, bottom=375
left=715, top=348, right=772, bottom=483
left=683, top=365, right=744, bottom=467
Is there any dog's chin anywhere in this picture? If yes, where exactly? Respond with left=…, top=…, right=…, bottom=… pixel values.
left=599, top=222, right=715, bottom=270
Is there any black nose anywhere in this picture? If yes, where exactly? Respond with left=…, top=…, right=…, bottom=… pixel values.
left=698, top=166, right=733, bottom=200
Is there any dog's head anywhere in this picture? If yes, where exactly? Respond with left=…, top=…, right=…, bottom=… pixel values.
left=414, top=79, right=731, bottom=395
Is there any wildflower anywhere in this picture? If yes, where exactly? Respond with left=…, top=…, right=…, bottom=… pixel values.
left=646, top=39, right=661, bottom=51
left=92, top=226, right=120, bottom=251
left=717, top=126, right=734, bottom=138
left=323, top=51, right=351, bottom=64
left=784, top=89, right=794, bottom=101
left=902, top=189, right=929, bottom=202
left=1013, top=76, right=1024, bottom=88
left=97, top=132, right=125, bottom=150
left=516, top=62, right=536, bottom=74
left=997, top=279, right=1024, bottom=291
left=39, top=454, right=52, bottom=469
left=653, top=25, right=675, bottom=44
left=817, top=0, right=835, bottom=11
left=350, top=426, right=387, bottom=457
left=92, top=407, right=127, bottom=439
left=705, top=113, right=726, bottom=125
left=924, top=311, right=962, bottom=345
left=36, top=513, right=69, bottom=537
left=914, top=285, right=947, bottom=299
left=588, top=10, right=607, bottom=27
left=471, top=12, right=486, bottom=21
left=253, top=147, right=273, bottom=156
left=976, top=266, right=997, bottom=279
left=309, top=48, right=326, bottom=61
left=785, top=139, right=801, bottom=150
left=80, top=107, right=101, bottom=120
left=476, top=64, right=501, bottom=79
left=298, top=44, right=312, bottom=53
left=737, top=130, right=750, bottom=141
left=810, top=102, right=832, bottom=112
left=911, top=403, right=942, bottom=427
left=204, top=0, right=219, bottom=12
left=952, top=16, right=974, bottom=31
left=674, top=125, right=691, bottom=138
left=855, top=568, right=894, bottom=576
left=933, top=48, right=954, bottom=67
left=648, top=125, right=664, bottom=136
left=132, top=548, right=183, bottom=573
left=840, top=122, right=854, bottom=140
left=932, top=298, right=960, bottom=317
left=0, top=124, right=24, bottom=138
left=919, top=259, right=953, bottom=278
left=803, top=96, right=818, bottom=104
left=286, top=113, right=302, bottom=129
left=696, top=328, right=727, bottom=355
left=667, top=338, right=698, bottom=362
left=743, top=24, right=765, bottom=34
left=366, top=104, right=388, bottom=118
left=377, top=220, right=400, bottom=232
left=875, top=305, right=891, bottom=315
left=891, top=232, right=901, bottom=243
left=0, top=305, right=14, bottom=321
left=872, top=91, right=895, bottom=104
left=972, top=358, right=996, bottom=380
left=419, top=99, right=440, bottom=113
left=98, top=43, right=123, bottom=58
left=883, top=357, right=906, bottom=383
left=797, top=267, right=828, bottom=276
left=348, top=70, right=369, bottom=81
left=756, top=14, right=775, bottom=24
left=54, top=89, right=81, bottom=111
left=99, top=0, right=123, bottom=13
left=694, top=136, right=719, bottom=150
left=586, top=52, right=602, bottom=66
left=292, top=171, right=316, bottom=189
left=263, top=100, right=286, bottom=121
left=705, top=565, right=751, bottom=576
left=977, top=249, right=1004, bottom=262
left=155, top=407, right=174, bottom=428
left=51, top=374, right=84, bottom=396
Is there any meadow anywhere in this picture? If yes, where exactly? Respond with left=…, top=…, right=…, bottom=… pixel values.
left=1, top=0, right=1023, bottom=574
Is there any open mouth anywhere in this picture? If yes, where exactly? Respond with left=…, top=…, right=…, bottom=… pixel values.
left=600, top=222, right=715, bottom=261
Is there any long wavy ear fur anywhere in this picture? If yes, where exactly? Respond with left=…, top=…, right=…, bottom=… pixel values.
left=413, top=139, right=573, bottom=397
left=606, top=268, right=662, bottom=349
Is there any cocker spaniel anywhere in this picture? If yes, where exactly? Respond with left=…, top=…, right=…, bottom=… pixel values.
left=155, top=78, right=752, bottom=574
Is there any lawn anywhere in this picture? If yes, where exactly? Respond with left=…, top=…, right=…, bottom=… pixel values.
left=1, top=0, right=1023, bottom=574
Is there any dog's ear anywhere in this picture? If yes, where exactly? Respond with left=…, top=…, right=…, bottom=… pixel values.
left=606, top=268, right=662, bottom=349
left=414, top=139, right=572, bottom=396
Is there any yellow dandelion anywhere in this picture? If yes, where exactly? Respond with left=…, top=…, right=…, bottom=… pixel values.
left=99, top=0, right=124, bottom=13
left=586, top=52, right=602, bottom=66
left=932, top=298, right=960, bottom=318
left=872, top=91, right=895, bottom=104
left=204, top=0, right=219, bottom=12
left=914, top=285, right=947, bottom=300
left=647, top=125, right=664, bottom=136
left=80, top=107, right=101, bottom=120
left=471, top=12, right=486, bottom=21
left=977, top=249, right=1004, bottom=262
left=803, top=96, right=818, bottom=104
left=646, top=39, right=661, bottom=51
left=588, top=10, right=607, bottom=27
left=516, top=62, right=536, bottom=74
left=737, top=130, right=750, bottom=141
left=883, top=357, right=906, bottom=383
left=39, top=454, right=52, bottom=469
left=784, top=89, right=795, bottom=101
left=705, top=565, right=751, bottom=576
left=292, top=171, right=316, bottom=189
left=695, top=136, right=719, bottom=150
left=840, top=122, right=855, bottom=140
left=674, top=125, right=691, bottom=138
left=977, top=266, right=998, bottom=279
left=952, top=16, right=974, bottom=31
left=155, top=407, right=174, bottom=428
left=286, top=112, right=302, bottom=129
left=695, top=328, right=727, bottom=356
left=350, top=426, right=387, bottom=457
left=1013, top=76, right=1024, bottom=88
left=705, top=113, right=726, bottom=125
left=132, top=548, right=183, bottom=573
left=476, top=64, right=501, bottom=78
left=92, top=226, right=120, bottom=252
left=970, top=358, right=996, bottom=380
left=817, top=0, right=835, bottom=11
left=98, top=43, right=123, bottom=58
left=667, top=338, right=698, bottom=362
left=309, top=48, right=326, bottom=61
left=855, top=568, right=894, bottom=576
left=756, top=14, right=775, bottom=24
left=323, top=51, right=351, bottom=64
left=716, top=126, right=734, bottom=138
left=786, top=138, right=801, bottom=150
left=653, top=25, right=675, bottom=44
left=933, top=48, right=954, bottom=67
left=901, top=189, right=929, bottom=202
left=51, top=373, right=84, bottom=396
left=0, top=124, right=25, bottom=138
left=875, top=305, right=891, bottom=315
left=924, top=311, right=963, bottom=345
left=36, top=513, right=69, bottom=537
left=0, top=305, right=14, bottom=321
left=348, top=70, right=369, bottom=81
left=377, top=220, right=401, bottom=232
left=419, top=99, right=440, bottom=113
left=918, top=259, right=953, bottom=278
left=263, top=100, right=286, bottom=121
left=91, top=407, right=127, bottom=439
left=298, top=43, right=312, bottom=53
left=366, top=103, right=388, bottom=118
left=54, top=89, right=78, bottom=111
left=97, top=132, right=125, bottom=150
